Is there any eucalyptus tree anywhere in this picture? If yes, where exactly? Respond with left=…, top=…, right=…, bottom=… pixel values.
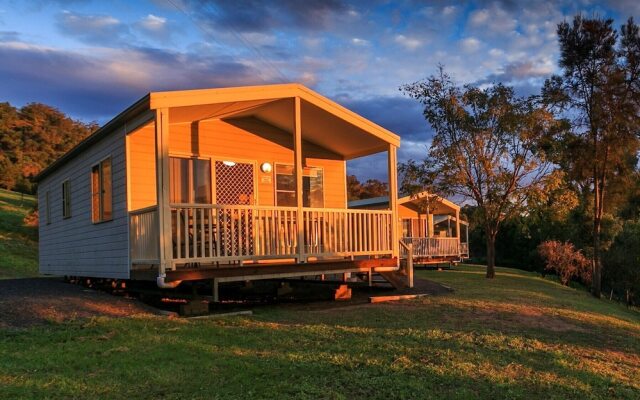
left=401, top=69, right=562, bottom=278
left=542, top=15, right=640, bottom=297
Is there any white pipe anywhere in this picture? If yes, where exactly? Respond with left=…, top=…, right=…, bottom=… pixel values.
left=156, top=273, right=181, bottom=289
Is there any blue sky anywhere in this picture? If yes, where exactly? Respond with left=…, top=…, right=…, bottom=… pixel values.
left=0, top=0, right=637, bottom=180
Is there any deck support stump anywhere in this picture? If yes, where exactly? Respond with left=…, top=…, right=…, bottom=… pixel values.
left=212, top=278, right=219, bottom=303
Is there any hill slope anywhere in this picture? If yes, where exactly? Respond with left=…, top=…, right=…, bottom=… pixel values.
left=0, top=265, right=638, bottom=399
left=0, top=189, right=38, bottom=278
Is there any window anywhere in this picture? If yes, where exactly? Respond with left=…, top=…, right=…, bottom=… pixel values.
left=275, top=164, right=324, bottom=207
left=62, top=180, right=71, bottom=218
left=91, top=157, right=112, bottom=223
left=44, top=191, right=50, bottom=225
left=401, top=219, right=412, bottom=238
left=170, top=157, right=211, bottom=204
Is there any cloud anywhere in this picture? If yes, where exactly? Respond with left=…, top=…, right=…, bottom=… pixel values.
left=0, top=31, right=20, bottom=42
left=394, top=34, right=422, bottom=51
left=460, top=37, right=481, bottom=53
left=0, top=40, right=273, bottom=121
left=185, top=0, right=347, bottom=33
left=56, top=11, right=129, bottom=45
left=351, top=37, right=369, bottom=46
left=343, top=96, right=429, bottom=143
left=477, top=58, right=554, bottom=87
left=135, top=14, right=172, bottom=41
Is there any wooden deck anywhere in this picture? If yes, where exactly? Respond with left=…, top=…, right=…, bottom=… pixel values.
left=130, top=258, right=398, bottom=283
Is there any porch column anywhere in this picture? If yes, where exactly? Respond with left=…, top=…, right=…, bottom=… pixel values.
left=294, top=96, right=305, bottom=263
left=388, top=144, right=399, bottom=260
left=456, top=209, right=461, bottom=255
left=155, top=108, right=172, bottom=275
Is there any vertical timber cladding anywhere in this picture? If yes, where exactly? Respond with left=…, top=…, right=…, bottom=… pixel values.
left=215, top=161, right=255, bottom=256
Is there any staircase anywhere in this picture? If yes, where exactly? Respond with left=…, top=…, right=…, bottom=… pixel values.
left=377, top=268, right=411, bottom=289
left=375, top=241, right=415, bottom=289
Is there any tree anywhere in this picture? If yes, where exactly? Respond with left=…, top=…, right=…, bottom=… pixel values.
left=346, top=175, right=388, bottom=200
left=542, top=16, right=640, bottom=297
left=604, top=220, right=640, bottom=305
left=0, top=102, right=96, bottom=193
left=401, top=69, right=561, bottom=278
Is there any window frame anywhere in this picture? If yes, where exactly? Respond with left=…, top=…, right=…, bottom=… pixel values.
left=274, top=163, right=324, bottom=208
left=62, top=179, right=71, bottom=219
left=169, top=155, right=213, bottom=205
left=91, top=157, right=113, bottom=224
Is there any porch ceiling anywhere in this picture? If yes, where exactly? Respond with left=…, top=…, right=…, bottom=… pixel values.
left=154, top=84, right=399, bottom=160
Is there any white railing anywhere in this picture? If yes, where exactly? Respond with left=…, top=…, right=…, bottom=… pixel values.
left=302, top=208, right=393, bottom=257
left=129, top=206, right=159, bottom=263
left=400, top=237, right=460, bottom=258
left=167, top=204, right=393, bottom=264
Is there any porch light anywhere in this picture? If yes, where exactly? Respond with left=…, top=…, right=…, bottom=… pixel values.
left=222, top=161, right=236, bottom=167
left=260, top=162, right=272, bottom=173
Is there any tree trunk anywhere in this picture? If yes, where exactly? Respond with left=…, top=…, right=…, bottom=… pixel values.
left=486, top=233, right=496, bottom=279
left=592, top=216, right=602, bottom=298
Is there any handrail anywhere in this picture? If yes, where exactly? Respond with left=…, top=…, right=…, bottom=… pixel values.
left=129, top=204, right=158, bottom=216
left=401, top=236, right=460, bottom=258
left=399, top=240, right=414, bottom=288
left=169, top=203, right=392, bottom=215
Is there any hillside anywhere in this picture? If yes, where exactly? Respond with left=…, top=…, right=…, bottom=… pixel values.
left=0, top=102, right=95, bottom=193
left=0, top=264, right=638, bottom=399
left=0, top=189, right=38, bottom=278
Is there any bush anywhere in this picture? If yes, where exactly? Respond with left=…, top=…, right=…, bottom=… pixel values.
left=538, top=240, right=591, bottom=286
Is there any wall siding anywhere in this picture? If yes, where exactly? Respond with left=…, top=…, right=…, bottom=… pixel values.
left=38, top=126, right=129, bottom=279
left=129, top=117, right=347, bottom=210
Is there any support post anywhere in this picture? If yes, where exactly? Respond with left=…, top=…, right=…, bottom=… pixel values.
left=455, top=209, right=461, bottom=255
left=294, top=97, right=305, bottom=263
left=466, top=223, right=470, bottom=256
left=212, top=278, right=219, bottom=303
left=388, top=145, right=399, bottom=262
left=155, top=108, right=172, bottom=275
left=407, top=243, right=414, bottom=288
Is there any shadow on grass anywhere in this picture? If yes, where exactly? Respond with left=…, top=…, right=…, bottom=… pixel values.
left=1, top=316, right=638, bottom=400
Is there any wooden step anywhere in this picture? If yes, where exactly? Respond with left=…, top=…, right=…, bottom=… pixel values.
left=377, top=270, right=410, bottom=289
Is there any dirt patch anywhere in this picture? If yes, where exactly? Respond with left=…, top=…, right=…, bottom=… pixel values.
left=274, top=277, right=452, bottom=312
left=0, top=278, right=157, bottom=329
left=0, top=277, right=452, bottom=327
left=451, top=301, right=588, bottom=333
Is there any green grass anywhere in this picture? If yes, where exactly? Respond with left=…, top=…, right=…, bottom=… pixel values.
left=1, top=265, right=638, bottom=399
left=0, top=188, right=38, bottom=278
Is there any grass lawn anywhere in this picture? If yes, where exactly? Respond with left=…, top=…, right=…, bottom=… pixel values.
left=1, top=265, right=638, bottom=399
left=0, top=189, right=38, bottom=278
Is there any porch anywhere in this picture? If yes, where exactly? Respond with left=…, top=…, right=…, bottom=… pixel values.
left=125, top=85, right=401, bottom=277
left=130, top=204, right=394, bottom=268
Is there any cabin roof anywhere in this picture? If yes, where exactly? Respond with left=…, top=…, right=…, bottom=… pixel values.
left=36, top=83, right=400, bottom=182
left=348, top=191, right=462, bottom=213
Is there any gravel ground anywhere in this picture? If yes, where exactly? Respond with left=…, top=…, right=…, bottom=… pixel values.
left=0, top=278, right=157, bottom=329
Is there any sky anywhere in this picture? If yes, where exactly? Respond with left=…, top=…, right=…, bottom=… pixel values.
left=1, top=0, right=638, bottom=180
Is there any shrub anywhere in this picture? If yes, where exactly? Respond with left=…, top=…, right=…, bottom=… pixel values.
left=538, top=240, right=591, bottom=286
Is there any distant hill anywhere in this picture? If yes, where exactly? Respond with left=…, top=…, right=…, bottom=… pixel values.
left=0, top=102, right=97, bottom=194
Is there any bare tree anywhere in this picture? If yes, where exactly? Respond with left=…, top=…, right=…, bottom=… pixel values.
left=401, top=69, right=561, bottom=278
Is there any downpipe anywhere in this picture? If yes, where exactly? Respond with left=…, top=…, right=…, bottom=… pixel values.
left=156, top=273, right=181, bottom=289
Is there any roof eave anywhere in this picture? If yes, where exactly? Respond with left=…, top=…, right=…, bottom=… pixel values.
left=149, top=83, right=401, bottom=148
left=34, top=94, right=151, bottom=182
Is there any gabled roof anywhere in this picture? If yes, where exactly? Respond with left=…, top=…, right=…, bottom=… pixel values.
left=36, top=83, right=400, bottom=181
left=348, top=191, right=461, bottom=213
